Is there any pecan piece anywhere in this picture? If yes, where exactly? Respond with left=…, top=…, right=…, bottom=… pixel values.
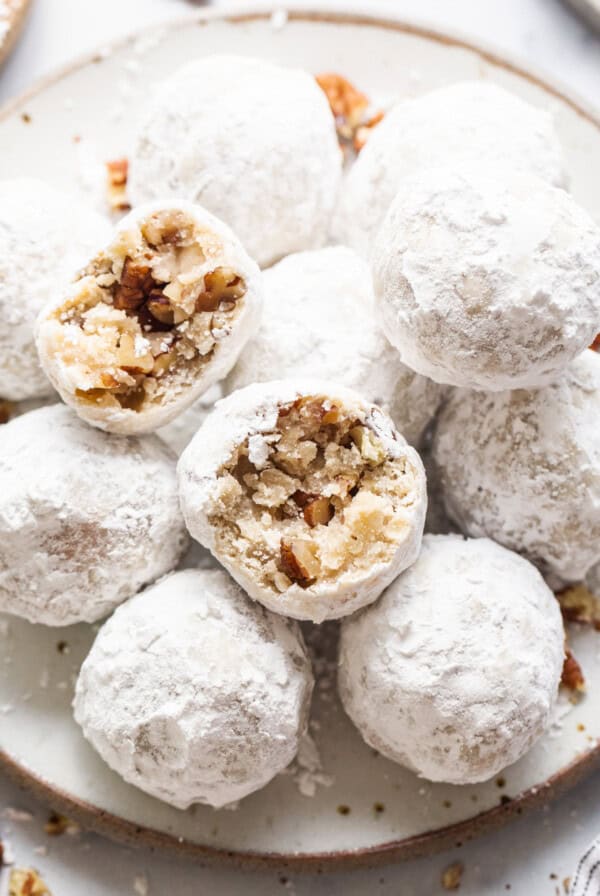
left=113, top=258, right=155, bottom=311
left=106, top=157, right=131, bottom=213
left=280, top=538, right=320, bottom=586
left=562, top=648, right=585, bottom=693
left=303, top=496, right=334, bottom=528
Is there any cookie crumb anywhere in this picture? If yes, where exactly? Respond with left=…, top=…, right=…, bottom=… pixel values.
left=442, top=861, right=464, bottom=890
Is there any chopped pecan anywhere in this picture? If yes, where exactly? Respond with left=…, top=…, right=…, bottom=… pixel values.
left=590, top=333, right=600, bottom=352
left=280, top=538, right=320, bottom=586
left=303, top=496, right=334, bottom=528
left=113, top=258, right=155, bottom=311
left=561, top=648, right=585, bottom=693
left=9, top=868, right=51, bottom=896
left=106, top=158, right=131, bottom=213
left=556, top=584, right=600, bottom=630
left=316, top=72, right=368, bottom=129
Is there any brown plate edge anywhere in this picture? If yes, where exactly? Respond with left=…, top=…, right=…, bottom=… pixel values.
left=2, top=743, right=600, bottom=872
left=1, top=4, right=600, bottom=872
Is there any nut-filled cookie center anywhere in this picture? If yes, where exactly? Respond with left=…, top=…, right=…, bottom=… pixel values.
left=211, top=397, right=419, bottom=593
left=48, top=209, right=247, bottom=411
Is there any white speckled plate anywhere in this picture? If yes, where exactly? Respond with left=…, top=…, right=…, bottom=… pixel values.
left=1, top=6, right=600, bottom=872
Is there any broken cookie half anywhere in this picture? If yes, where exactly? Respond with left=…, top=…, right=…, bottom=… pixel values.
left=178, top=380, right=427, bottom=622
left=35, top=200, right=262, bottom=435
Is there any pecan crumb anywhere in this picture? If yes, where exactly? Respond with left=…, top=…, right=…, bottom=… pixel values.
left=442, top=861, right=464, bottom=890
left=0, top=400, right=14, bottom=425
left=280, top=538, right=319, bottom=586
left=106, top=157, right=131, bottom=213
left=302, top=496, right=334, bottom=528
left=44, top=811, right=79, bottom=837
left=315, top=72, right=383, bottom=156
left=9, top=868, right=52, bottom=896
left=590, top=334, right=600, bottom=352
left=556, top=583, right=600, bottom=630
left=561, top=648, right=585, bottom=694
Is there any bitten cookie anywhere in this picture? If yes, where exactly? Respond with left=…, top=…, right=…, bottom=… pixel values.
left=178, top=380, right=427, bottom=622
left=373, top=167, right=600, bottom=391
left=226, top=246, right=444, bottom=446
left=0, top=404, right=188, bottom=625
left=35, top=201, right=262, bottom=434
left=0, top=177, right=109, bottom=401
left=338, top=534, right=564, bottom=784
left=432, top=351, right=600, bottom=582
left=74, top=568, right=314, bottom=808
left=335, top=80, right=568, bottom=257
left=128, top=55, right=342, bottom=268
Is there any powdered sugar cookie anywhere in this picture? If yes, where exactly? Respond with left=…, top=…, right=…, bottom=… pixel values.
left=335, top=80, right=568, bottom=258
left=178, top=380, right=427, bottom=622
left=432, top=351, right=600, bottom=582
left=74, top=568, right=313, bottom=809
left=226, top=246, right=444, bottom=446
left=0, top=177, right=109, bottom=401
left=128, top=55, right=342, bottom=268
left=338, top=534, right=564, bottom=784
left=36, top=201, right=262, bottom=435
left=373, top=167, right=600, bottom=391
left=0, top=404, right=188, bottom=625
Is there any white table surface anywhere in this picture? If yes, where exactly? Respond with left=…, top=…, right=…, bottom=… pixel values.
left=1, top=1, right=600, bottom=894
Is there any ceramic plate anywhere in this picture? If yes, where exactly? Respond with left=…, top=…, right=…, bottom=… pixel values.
left=1, top=6, right=600, bottom=872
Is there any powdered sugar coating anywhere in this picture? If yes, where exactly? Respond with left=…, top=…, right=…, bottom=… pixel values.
left=156, top=383, right=222, bottom=456
left=335, top=80, right=568, bottom=258
left=74, top=568, right=314, bottom=809
left=0, top=404, right=188, bottom=625
left=225, top=247, right=444, bottom=446
left=373, top=167, right=600, bottom=391
left=338, top=534, right=564, bottom=784
left=128, top=55, right=342, bottom=268
left=35, top=200, right=263, bottom=435
left=0, top=178, right=110, bottom=401
left=432, top=351, right=600, bottom=582
left=178, top=379, right=427, bottom=622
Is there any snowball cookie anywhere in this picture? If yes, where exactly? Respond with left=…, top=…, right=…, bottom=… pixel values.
left=74, top=568, right=313, bottom=808
left=433, top=351, right=600, bottom=582
left=335, top=80, right=567, bottom=257
left=128, top=55, right=342, bottom=268
left=373, top=167, right=600, bottom=391
left=339, top=534, right=564, bottom=784
left=225, top=247, right=445, bottom=447
left=35, top=200, right=262, bottom=435
left=0, top=177, right=110, bottom=402
left=0, top=404, right=188, bottom=625
left=179, top=380, right=427, bottom=622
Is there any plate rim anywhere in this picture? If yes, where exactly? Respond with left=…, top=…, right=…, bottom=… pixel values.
left=1, top=4, right=600, bottom=872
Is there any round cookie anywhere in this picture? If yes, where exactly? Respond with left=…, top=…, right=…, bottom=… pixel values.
left=74, top=568, right=314, bottom=809
left=335, top=80, right=568, bottom=258
left=373, top=167, right=600, bottom=391
left=226, top=246, right=444, bottom=446
left=0, top=404, right=188, bottom=625
left=128, top=55, right=342, bottom=268
left=178, top=380, right=427, bottom=622
left=338, top=534, right=564, bottom=784
left=35, top=200, right=262, bottom=435
left=0, top=177, right=110, bottom=401
left=432, top=351, right=600, bottom=582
